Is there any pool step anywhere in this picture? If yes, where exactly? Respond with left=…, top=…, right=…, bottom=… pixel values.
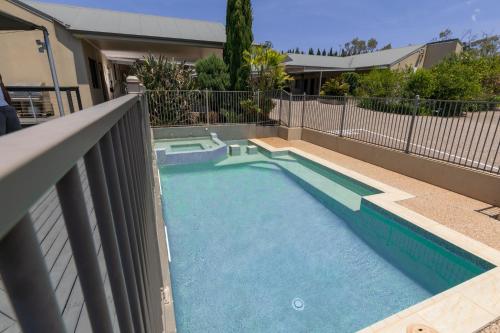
left=229, top=144, right=241, bottom=156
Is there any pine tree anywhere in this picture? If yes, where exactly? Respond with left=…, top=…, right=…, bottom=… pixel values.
left=308, top=48, right=314, bottom=55
left=316, top=48, right=321, bottom=55
left=328, top=47, right=333, bottom=56
left=224, top=0, right=253, bottom=90
left=322, top=49, right=327, bottom=56
left=294, top=47, right=300, bottom=54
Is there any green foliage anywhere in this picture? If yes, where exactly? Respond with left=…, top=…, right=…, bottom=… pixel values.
left=340, top=72, right=360, bottom=95
left=224, top=0, right=253, bottom=90
left=132, top=54, right=195, bottom=91
left=195, top=54, right=229, bottom=90
left=320, top=78, right=349, bottom=96
left=430, top=52, right=499, bottom=100
left=243, top=44, right=292, bottom=91
left=132, top=55, right=197, bottom=126
left=404, top=69, right=436, bottom=98
left=357, top=69, right=405, bottom=98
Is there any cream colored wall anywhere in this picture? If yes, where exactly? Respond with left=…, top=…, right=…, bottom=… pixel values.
left=422, top=41, right=462, bottom=68
left=390, top=48, right=426, bottom=71
left=0, top=1, right=100, bottom=112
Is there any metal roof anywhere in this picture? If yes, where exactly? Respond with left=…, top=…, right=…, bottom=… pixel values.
left=285, top=44, right=425, bottom=70
left=21, top=0, right=226, bottom=44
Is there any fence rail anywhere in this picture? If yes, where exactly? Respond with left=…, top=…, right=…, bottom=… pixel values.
left=0, top=94, right=164, bottom=332
left=6, top=86, right=83, bottom=125
left=148, top=89, right=499, bottom=174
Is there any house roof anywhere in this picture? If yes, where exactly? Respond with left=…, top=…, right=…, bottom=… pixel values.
left=20, top=0, right=226, bottom=45
left=284, top=44, right=425, bottom=70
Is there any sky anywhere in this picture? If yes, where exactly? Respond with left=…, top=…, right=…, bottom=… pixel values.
left=38, top=0, right=499, bottom=52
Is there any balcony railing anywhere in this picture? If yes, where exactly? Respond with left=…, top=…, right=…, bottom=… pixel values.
left=0, top=94, right=164, bottom=332
left=6, top=86, right=83, bottom=125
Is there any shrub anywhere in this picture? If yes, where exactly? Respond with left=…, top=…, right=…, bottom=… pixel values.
left=320, top=78, right=349, bottom=96
left=404, top=69, right=436, bottom=98
left=340, top=72, right=360, bottom=95
left=195, top=54, right=230, bottom=90
left=132, top=55, right=197, bottom=126
left=430, top=54, right=483, bottom=100
left=357, top=69, right=405, bottom=97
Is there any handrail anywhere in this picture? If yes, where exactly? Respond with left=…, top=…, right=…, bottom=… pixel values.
left=0, top=94, right=137, bottom=237
left=0, top=93, right=163, bottom=333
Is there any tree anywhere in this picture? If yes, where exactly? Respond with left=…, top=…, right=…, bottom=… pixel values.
left=294, top=47, right=300, bottom=54
left=439, top=29, right=452, bottom=41
left=328, top=48, right=333, bottom=56
left=322, top=49, right=327, bottom=56
left=308, top=48, right=314, bottom=55
left=243, top=44, right=292, bottom=91
left=195, top=54, right=230, bottom=90
left=380, top=43, right=392, bottom=50
left=367, top=38, right=378, bottom=52
left=316, top=48, right=321, bottom=55
left=224, top=0, right=253, bottom=90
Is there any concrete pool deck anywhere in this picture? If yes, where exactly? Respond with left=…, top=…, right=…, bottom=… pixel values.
left=254, top=137, right=500, bottom=333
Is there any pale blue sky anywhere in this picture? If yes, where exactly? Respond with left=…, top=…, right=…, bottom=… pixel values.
left=38, top=0, right=499, bottom=51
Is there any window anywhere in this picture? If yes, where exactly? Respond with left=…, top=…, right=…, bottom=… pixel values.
left=88, top=58, right=100, bottom=89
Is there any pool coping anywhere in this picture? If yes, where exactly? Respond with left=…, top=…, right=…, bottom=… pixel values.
left=250, top=138, right=500, bottom=333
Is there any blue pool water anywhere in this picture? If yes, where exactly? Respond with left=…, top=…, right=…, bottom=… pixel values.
left=160, top=145, right=493, bottom=333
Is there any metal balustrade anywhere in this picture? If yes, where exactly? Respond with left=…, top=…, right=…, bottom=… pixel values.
left=0, top=94, right=164, bottom=332
left=146, top=89, right=499, bottom=174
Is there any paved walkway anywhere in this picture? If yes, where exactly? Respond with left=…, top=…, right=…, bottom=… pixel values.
left=259, top=137, right=500, bottom=251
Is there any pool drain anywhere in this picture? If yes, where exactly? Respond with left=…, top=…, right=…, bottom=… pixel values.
left=292, top=298, right=304, bottom=311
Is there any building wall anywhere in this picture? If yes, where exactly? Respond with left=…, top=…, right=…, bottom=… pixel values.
left=0, top=0, right=98, bottom=112
left=390, top=47, right=427, bottom=71
left=422, top=40, right=462, bottom=68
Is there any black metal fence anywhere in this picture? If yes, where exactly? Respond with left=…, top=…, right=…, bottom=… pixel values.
left=300, top=95, right=499, bottom=174
left=146, top=90, right=282, bottom=127
left=147, top=89, right=500, bottom=174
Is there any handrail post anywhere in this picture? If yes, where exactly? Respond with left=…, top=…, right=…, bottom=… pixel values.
left=27, top=92, right=37, bottom=123
left=405, top=95, right=420, bottom=154
left=288, top=93, right=292, bottom=127
left=340, top=94, right=347, bottom=137
left=205, top=89, right=209, bottom=125
left=301, top=92, right=306, bottom=128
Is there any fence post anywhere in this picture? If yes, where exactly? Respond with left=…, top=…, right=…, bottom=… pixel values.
left=204, top=89, right=209, bottom=125
left=405, top=95, right=419, bottom=154
left=339, top=94, right=347, bottom=137
left=301, top=92, right=306, bottom=128
left=279, top=90, right=283, bottom=125
left=288, top=93, right=292, bottom=127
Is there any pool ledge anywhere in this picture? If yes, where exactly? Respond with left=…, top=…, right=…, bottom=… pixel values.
left=250, top=138, right=500, bottom=333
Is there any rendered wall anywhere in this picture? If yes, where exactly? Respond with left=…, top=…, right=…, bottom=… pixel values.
left=152, top=124, right=279, bottom=141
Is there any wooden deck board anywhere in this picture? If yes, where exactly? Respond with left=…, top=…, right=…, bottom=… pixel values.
left=0, top=160, right=118, bottom=332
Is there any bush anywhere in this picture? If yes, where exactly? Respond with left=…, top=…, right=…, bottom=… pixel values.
left=195, top=54, right=230, bottom=90
left=320, top=78, right=349, bottom=96
left=404, top=69, right=436, bottom=98
left=340, top=72, right=360, bottom=95
left=357, top=69, right=405, bottom=98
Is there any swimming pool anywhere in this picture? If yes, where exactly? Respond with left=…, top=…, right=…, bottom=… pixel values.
left=159, top=141, right=494, bottom=332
